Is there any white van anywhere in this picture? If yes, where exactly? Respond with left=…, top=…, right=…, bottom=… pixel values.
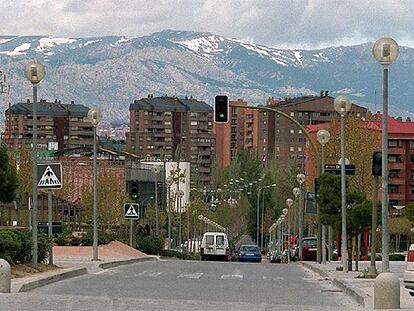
left=200, top=232, right=229, bottom=261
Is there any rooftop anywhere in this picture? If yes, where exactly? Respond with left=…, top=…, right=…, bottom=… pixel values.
left=130, top=96, right=212, bottom=112
left=6, top=100, right=90, bottom=117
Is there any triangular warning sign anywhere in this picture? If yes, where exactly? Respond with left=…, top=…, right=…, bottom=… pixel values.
left=38, top=165, right=62, bottom=187
left=125, top=205, right=138, bottom=217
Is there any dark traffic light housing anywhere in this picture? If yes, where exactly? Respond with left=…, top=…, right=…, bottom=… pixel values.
left=130, top=180, right=139, bottom=202
left=214, top=95, right=228, bottom=123
left=314, top=178, right=320, bottom=199
left=372, top=151, right=382, bottom=176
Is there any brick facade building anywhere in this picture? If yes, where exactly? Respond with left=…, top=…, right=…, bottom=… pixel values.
left=126, top=96, right=214, bottom=186
left=4, top=100, right=93, bottom=152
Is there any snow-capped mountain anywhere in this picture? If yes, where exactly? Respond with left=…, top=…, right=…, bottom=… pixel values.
left=0, top=30, right=413, bottom=124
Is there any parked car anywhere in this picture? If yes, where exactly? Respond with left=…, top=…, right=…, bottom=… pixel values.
left=238, top=245, right=262, bottom=263
left=302, top=237, right=317, bottom=261
left=404, top=244, right=414, bottom=291
left=200, top=232, right=230, bottom=261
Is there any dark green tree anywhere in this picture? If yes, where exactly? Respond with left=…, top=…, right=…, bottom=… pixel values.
left=316, top=173, right=342, bottom=229
left=0, top=144, right=18, bottom=204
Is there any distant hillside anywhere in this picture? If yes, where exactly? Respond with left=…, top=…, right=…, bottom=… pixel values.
left=1, top=30, right=413, bottom=124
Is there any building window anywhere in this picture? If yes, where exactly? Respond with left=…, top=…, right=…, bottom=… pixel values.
left=298, top=147, right=302, bottom=152
left=191, top=121, right=198, bottom=126
left=290, top=112, right=294, bottom=117
left=276, top=129, right=280, bottom=134
left=191, top=112, right=197, bottom=118
left=290, top=147, right=294, bottom=152
left=276, top=147, right=280, bottom=152
left=298, top=129, right=302, bottom=134
left=165, top=129, right=172, bottom=133
left=290, top=129, right=294, bottom=134
left=388, top=140, right=398, bottom=147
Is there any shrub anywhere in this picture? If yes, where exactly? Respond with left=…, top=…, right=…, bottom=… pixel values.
left=0, top=229, right=50, bottom=264
left=136, top=235, right=163, bottom=255
left=389, top=253, right=406, bottom=261
left=0, top=230, right=21, bottom=263
left=37, top=234, right=51, bottom=263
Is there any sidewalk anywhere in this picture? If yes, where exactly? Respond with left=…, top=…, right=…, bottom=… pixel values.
left=300, top=260, right=414, bottom=310
left=11, top=241, right=157, bottom=293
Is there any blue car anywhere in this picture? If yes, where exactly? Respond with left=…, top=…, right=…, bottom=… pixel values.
left=238, top=245, right=262, bottom=263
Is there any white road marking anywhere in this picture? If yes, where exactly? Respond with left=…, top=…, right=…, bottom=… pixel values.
left=178, top=273, right=203, bottom=279
left=221, top=274, right=243, bottom=280
left=135, top=270, right=163, bottom=277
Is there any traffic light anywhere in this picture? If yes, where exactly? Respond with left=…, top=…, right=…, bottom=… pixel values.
left=314, top=178, right=320, bottom=199
left=130, top=181, right=139, bottom=202
left=214, top=95, right=228, bottom=123
left=372, top=151, right=382, bottom=176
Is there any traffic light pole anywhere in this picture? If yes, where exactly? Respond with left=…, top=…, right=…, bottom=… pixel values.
left=367, top=176, right=379, bottom=278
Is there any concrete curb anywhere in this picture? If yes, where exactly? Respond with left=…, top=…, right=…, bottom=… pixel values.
left=299, top=262, right=366, bottom=307
left=17, top=267, right=87, bottom=292
left=98, top=256, right=158, bottom=270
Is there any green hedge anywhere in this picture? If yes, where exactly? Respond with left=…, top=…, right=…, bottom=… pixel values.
left=0, top=229, right=50, bottom=264
left=136, top=235, right=163, bottom=255
left=159, top=249, right=200, bottom=261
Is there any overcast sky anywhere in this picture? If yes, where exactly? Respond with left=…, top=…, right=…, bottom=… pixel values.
left=1, top=0, right=414, bottom=49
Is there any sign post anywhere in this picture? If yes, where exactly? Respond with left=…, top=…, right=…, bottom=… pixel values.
left=37, top=163, right=62, bottom=265
left=124, top=203, right=140, bottom=247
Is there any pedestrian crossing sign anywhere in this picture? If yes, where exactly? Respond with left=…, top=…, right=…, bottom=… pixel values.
left=124, top=203, right=140, bottom=219
left=37, top=163, right=62, bottom=189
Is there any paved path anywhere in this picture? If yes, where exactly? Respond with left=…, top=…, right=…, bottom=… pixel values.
left=1, top=260, right=363, bottom=310
left=302, top=260, right=414, bottom=310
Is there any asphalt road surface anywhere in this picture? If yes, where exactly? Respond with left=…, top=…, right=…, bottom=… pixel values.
left=0, top=259, right=364, bottom=311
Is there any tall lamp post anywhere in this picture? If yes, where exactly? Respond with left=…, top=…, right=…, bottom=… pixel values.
left=261, top=184, right=276, bottom=250
left=88, top=108, right=102, bottom=261
left=293, top=187, right=300, bottom=239
left=372, top=37, right=399, bottom=273
left=285, top=198, right=293, bottom=263
left=166, top=177, right=174, bottom=250
left=24, top=61, right=46, bottom=265
left=334, top=95, right=352, bottom=272
left=317, top=129, right=331, bottom=264
left=177, top=190, right=184, bottom=250
left=296, top=173, right=306, bottom=260
left=152, top=166, right=160, bottom=236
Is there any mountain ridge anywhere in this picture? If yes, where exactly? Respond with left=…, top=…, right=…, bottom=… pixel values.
left=0, top=30, right=413, bottom=124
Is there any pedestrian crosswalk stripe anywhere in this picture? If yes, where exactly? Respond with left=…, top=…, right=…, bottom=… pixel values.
left=221, top=274, right=243, bottom=280
left=135, top=270, right=163, bottom=277
left=178, top=273, right=203, bottom=279
left=125, top=205, right=138, bottom=217
left=38, top=165, right=62, bottom=187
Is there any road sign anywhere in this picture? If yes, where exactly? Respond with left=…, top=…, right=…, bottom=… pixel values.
left=37, top=163, right=62, bottom=189
left=124, top=203, right=140, bottom=219
left=324, top=164, right=356, bottom=175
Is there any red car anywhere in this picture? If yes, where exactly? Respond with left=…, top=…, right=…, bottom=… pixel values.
left=302, top=237, right=317, bottom=261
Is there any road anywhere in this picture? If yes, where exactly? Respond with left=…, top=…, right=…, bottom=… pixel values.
left=0, top=259, right=363, bottom=311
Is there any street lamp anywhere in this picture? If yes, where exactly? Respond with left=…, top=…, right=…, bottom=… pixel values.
left=334, top=95, right=352, bottom=272
left=261, top=183, right=276, bottom=250
left=152, top=166, right=160, bottom=236
left=293, top=187, right=300, bottom=238
left=372, top=37, right=399, bottom=273
left=317, top=129, right=331, bottom=264
left=88, top=108, right=102, bottom=261
left=24, top=61, right=46, bottom=265
left=286, top=198, right=293, bottom=263
left=177, top=189, right=184, bottom=250
left=166, top=176, right=174, bottom=250
left=296, top=173, right=305, bottom=260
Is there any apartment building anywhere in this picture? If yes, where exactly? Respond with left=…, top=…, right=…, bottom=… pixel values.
left=266, top=93, right=368, bottom=167
left=4, top=99, right=93, bottom=152
left=307, top=114, right=414, bottom=208
left=215, top=99, right=268, bottom=168
left=126, top=95, right=214, bottom=186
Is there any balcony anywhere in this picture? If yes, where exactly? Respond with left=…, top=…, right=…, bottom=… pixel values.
left=389, top=192, right=405, bottom=201
left=388, top=147, right=405, bottom=155
left=388, top=177, right=405, bottom=185
left=389, top=162, right=405, bottom=170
